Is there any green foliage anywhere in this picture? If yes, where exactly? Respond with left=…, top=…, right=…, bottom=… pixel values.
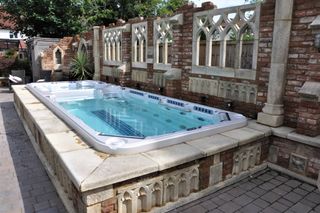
left=0, top=0, right=85, bottom=37
left=134, top=0, right=188, bottom=17
left=242, top=33, right=254, bottom=41
left=70, top=52, right=93, bottom=80
left=4, top=49, right=16, bottom=58
left=83, top=0, right=188, bottom=27
left=0, top=0, right=188, bottom=37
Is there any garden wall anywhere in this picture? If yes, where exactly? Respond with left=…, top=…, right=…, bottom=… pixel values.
left=93, top=0, right=320, bottom=136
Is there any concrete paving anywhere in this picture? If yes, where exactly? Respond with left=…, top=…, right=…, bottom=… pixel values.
left=170, top=169, right=320, bottom=213
left=0, top=87, right=66, bottom=213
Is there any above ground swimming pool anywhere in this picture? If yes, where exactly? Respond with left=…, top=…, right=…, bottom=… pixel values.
left=26, top=81, right=247, bottom=154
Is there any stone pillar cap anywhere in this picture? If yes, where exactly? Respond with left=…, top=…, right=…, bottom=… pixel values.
left=298, top=81, right=320, bottom=101
left=310, top=15, right=320, bottom=29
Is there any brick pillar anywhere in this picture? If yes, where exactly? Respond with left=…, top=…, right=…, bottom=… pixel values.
left=296, top=82, right=320, bottom=137
left=179, top=4, right=194, bottom=100
left=165, top=80, right=181, bottom=98
left=165, top=18, right=184, bottom=98
left=93, top=26, right=101, bottom=80
left=119, top=29, right=132, bottom=86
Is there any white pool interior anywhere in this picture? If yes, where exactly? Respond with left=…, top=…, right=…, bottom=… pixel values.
left=26, top=81, right=247, bottom=154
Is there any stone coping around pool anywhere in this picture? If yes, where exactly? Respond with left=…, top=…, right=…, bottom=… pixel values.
left=13, top=85, right=319, bottom=193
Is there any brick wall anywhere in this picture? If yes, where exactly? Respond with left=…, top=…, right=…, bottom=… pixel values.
left=296, top=98, right=320, bottom=136
left=256, top=0, right=275, bottom=106
left=41, top=37, right=73, bottom=72
left=95, top=0, right=320, bottom=134
left=98, top=2, right=270, bottom=119
left=40, top=31, right=94, bottom=80
left=101, top=198, right=117, bottom=213
left=284, top=0, right=320, bottom=128
left=269, top=136, right=320, bottom=179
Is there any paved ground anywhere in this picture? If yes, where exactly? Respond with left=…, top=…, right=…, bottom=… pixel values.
left=170, top=169, right=320, bottom=213
left=0, top=87, right=66, bottom=213
left=1, top=87, right=320, bottom=213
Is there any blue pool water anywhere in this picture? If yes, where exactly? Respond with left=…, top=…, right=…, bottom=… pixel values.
left=59, top=96, right=220, bottom=138
left=27, top=81, right=247, bottom=154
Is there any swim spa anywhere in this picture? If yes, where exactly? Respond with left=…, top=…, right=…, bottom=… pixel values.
left=26, top=81, right=247, bottom=154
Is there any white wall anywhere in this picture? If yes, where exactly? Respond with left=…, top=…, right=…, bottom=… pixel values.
left=0, top=29, right=10, bottom=39
left=0, top=29, right=26, bottom=39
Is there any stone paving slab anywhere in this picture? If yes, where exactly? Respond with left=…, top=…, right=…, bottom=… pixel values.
left=186, top=134, right=238, bottom=156
left=169, top=169, right=320, bottom=213
left=0, top=88, right=66, bottom=213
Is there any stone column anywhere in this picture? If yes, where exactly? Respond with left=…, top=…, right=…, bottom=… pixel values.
left=257, top=0, right=294, bottom=127
left=93, top=26, right=101, bottom=80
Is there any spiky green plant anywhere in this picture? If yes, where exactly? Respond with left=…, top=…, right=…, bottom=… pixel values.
left=70, top=52, right=93, bottom=80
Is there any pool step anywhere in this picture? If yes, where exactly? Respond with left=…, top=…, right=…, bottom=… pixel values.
left=92, top=110, right=145, bottom=138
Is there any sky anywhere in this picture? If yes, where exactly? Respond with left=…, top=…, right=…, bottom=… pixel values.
left=192, top=0, right=248, bottom=8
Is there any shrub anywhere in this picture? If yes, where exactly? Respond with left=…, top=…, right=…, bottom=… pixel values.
left=70, top=52, right=93, bottom=80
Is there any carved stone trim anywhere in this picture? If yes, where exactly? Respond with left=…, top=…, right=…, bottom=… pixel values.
left=153, top=72, right=166, bottom=87
left=103, top=26, right=125, bottom=64
left=232, top=144, right=261, bottom=176
left=289, top=153, right=308, bottom=174
left=116, top=165, right=199, bottom=213
left=132, top=22, right=148, bottom=67
left=192, top=4, right=260, bottom=79
left=132, top=70, right=148, bottom=83
left=188, top=77, right=257, bottom=104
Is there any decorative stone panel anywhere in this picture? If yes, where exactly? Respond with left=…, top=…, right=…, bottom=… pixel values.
left=289, top=153, right=308, bottom=174
left=268, top=145, right=279, bottom=163
left=153, top=18, right=173, bottom=67
left=102, top=66, right=112, bottom=76
left=163, top=165, right=199, bottom=203
left=132, top=22, right=148, bottom=68
left=188, top=78, right=257, bottom=104
left=232, top=144, right=261, bottom=175
left=153, top=72, right=166, bottom=87
left=131, top=70, right=148, bottom=83
left=153, top=14, right=183, bottom=70
left=117, top=177, right=163, bottom=213
left=103, top=24, right=130, bottom=65
left=189, top=77, right=219, bottom=96
left=209, top=154, right=223, bottom=186
left=103, top=67, right=117, bottom=77
left=116, top=164, right=199, bottom=213
left=192, top=4, right=260, bottom=79
left=218, top=81, right=257, bottom=104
